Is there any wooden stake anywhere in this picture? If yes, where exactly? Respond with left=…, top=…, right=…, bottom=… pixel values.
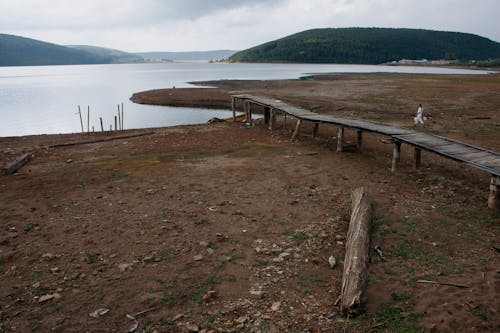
left=341, top=187, right=372, bottom=314
left=337, top=127, right=344, bottom=152
left=100, top=117, right=104, bottom=132
left=78, top=106, right=84, bottom=133
left=291, top=119, right=302, bottom=141
left=414, top=148, right=422, bottom=170
left=121, top=103, right=124, bottom=130
left=488, top=175, right=500, bottom=210
left=87, top=106, right=90, bottom=133
left=117, top=104, right=121, bottom=131
left=391, top=141, right=401, bottom=173
left=114, top=116, right=118, bottom=131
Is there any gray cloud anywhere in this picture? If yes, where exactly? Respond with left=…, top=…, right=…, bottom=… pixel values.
left=1, top=0, right=498, bottom=52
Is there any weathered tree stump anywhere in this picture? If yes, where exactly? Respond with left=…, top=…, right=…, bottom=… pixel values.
left=340, top=187, right=372, bottom=314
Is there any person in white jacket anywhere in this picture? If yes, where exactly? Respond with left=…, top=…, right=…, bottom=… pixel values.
left=414, top=104, right=425, bottom=127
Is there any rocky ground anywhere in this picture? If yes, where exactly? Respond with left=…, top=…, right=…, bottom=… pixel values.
left=1, top=72, right=499, bottom=332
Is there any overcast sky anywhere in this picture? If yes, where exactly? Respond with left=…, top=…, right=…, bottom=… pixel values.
left=1, top=0, right=499, bottom=52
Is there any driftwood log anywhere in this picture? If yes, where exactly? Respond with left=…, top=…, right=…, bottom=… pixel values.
left=340, top=187, right=372, bottom=314
left=3, top=153, right=33, bottom=175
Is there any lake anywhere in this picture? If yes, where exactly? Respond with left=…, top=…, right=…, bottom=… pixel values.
left=0, top=62, right=492, bottom=137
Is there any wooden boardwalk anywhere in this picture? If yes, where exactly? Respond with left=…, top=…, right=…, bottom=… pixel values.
left=232, top=94, right=500, bottom=209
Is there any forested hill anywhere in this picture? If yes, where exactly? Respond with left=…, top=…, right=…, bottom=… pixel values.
left=229, top=28, right=500, bottom=64
left=0, top=34, right=113, bottom=66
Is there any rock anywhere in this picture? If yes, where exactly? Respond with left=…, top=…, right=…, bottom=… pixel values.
left=118, top=263, right=133, bottom=272
left=202, top=290, right=217, bottom=301
left=32, top=282, right=41, bottom=288
left=193, top=254, right=203, bottom=261
left=271, top=301, right=281, bottom=311
left=206, top=248, right=214, bottom=255
left=50, top=267, right=60, bottom=273
left=89, top=308, right=110, bottom=318
left=172, top=314, right=184, bottom=321
left=328, top=256, right=337, bottom=268
left=235, top=315, right=249, bottom=324
left=186, top=322, right=199, bottom=332
left=38, top=293, right=61, bottom=303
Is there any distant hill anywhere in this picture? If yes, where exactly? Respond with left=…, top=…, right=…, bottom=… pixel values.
left=229, top=28, right=500, bottom=64
left=0, top=34, right=113, bottom=66
left=67, top=45, right=144, bottom=63
left=138, top=50, right=237, bottom=62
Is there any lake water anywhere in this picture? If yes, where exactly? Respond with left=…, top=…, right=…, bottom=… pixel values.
left=0, top=62, right=492, bottom=137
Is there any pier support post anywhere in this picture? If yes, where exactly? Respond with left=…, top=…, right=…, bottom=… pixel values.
left=488, top=175, right=500, bottom=210
left=269, top=109, right=276, bottom=131
left=312, top=123, right=319, bottom=138
left=264, top=107, right=270, bottom=125
left=414, top=148, right=422, bottom=170
left=231, top=98, right=236, bottom=122
left=356, top=130, right=363, bottom=150
left=245, top=101, right=253, bottom=126
left=391, top=141, right=402, bottom=173
left=337, top=127, right=345, bottom=152
left=291, top=119, right=302, bottom=141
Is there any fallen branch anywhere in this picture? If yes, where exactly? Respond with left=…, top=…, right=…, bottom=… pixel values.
left=49, top=131, right=155, bottom=148
left=3, top=153, right=32, bottom=175
left=417, top=279, right=469, bottom=288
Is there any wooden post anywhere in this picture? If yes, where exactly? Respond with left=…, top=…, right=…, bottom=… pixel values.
left=270, top=109, right=276, bottom=131
left=100, top=117, right=104, bottom=132
left=414, top=148, right=422, bottom=170
left=291, top=119, right=302, bottom=141
left=336, top=127, right=344, bottom=152
left=264, top=107, right=270, bottom=126
left=356, top=130, right=363, bottom=150
left=114, top=116, right=118, bottom=131
left=247, top=101, right=253, bottom=126
left=121, top=103, right=124, bottom=130
left=78, top=106, right=84, bottom=133
left=340, top=187, right=372, bottom=314
left=391, top=141, right=402, bottom=173
left=231, top=98, right=236, bottom=122
left=117, top=104, right=121, bottom=130
left=312, top=123, right=319, bottom=138
left=488, top=175, right=500, bottom=210
left=87, top=106, right=90, bottom=133
left=3, top=153, right=32, bottom=175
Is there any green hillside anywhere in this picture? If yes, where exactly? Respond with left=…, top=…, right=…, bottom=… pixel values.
left=67, top=45, right=144, bottom=63
left=0, top=34, right=112, bottom=66
left=229, top=28, right=500, bottom=64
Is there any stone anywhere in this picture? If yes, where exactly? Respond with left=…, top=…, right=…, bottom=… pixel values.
left=235, top=316, right=249, bottom=324
left=193, top=254, right=203, bottom=261
left=328, top=256, right=336, bottom=268
left=271, top=301, right=281, bottom=311
left=186, top=322, right=199, bottom=332
left=38, top=293, right=61, bottom=303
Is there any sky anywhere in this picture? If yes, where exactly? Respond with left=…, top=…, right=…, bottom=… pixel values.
left=1, top=0, right=499, bottom=52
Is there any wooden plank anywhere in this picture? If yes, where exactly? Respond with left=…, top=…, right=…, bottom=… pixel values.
left=341, top=187, right=372, bottom=314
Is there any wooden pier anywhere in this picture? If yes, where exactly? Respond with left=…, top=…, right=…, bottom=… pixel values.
left=231, top=94, right=500, bottom=210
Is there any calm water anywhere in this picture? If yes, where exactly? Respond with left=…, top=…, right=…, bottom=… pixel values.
left=0, top=62, right=491, bottom=137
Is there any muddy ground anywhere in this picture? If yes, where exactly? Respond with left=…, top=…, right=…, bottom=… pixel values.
left=1, top=73, right=499, bottom=332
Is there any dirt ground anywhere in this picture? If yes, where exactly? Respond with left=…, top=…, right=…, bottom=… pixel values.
left=1, top=73, right=499, bottom=332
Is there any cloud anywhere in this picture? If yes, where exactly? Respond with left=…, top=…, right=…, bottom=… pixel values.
left=1, top=0, right=498, bottom=51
